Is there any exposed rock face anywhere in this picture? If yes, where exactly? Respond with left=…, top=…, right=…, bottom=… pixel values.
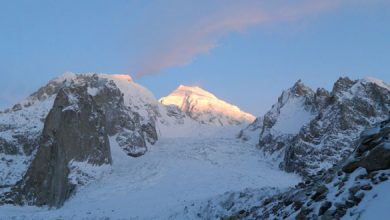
left=225, top=117, right=390, bottom=219
left=8, top=85, right=111, bottom=207
left=0, top=73, right=75, bottom=149
left=0, top=73, right=160, bottom=207
left=240, top=77, right=390, bottom=177
left=160, top=85, right=255, bottom=126
left=0, top=74, right=92, bottom=188
left=343, top=119, right=390, bottom=173
left=86, top=75, right=157, bottom=157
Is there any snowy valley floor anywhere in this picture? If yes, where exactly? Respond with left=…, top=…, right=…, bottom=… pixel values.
left=0, top=129, right=300, bottom=219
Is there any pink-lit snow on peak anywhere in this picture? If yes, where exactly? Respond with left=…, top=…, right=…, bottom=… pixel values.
left=160, top=85, right=256, bottom=124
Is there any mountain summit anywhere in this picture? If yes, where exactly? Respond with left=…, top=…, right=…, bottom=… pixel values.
left=159, top=85, right=255, bottom=126
left=239, top=77, right=390, bottom=177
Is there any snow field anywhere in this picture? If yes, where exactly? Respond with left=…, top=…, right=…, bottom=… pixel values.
left=0, top=128, right=300, bottom=219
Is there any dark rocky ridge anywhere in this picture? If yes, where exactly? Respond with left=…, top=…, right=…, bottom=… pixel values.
left=240, top=77, right=390, bottom=177
left=7, top=85, right=112, bottom=207
left=85, top=75, right=157, bottom=157
left=226, top=116, right=390, bottom=220
left=0, top=74, right=159, bottom=207
left=283, top=78, right=390, bottom=176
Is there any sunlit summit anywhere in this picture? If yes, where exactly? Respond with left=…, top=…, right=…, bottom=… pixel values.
left=1, top=1, right=390, bottom=219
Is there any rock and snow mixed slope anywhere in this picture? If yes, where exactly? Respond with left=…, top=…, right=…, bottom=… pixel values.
left=1, top=73, right=389, bottom=219
left=0, top=72, right=258, bottom=209
left=0, top=127, right=300, bottom=219
left=160, top=85, right=255, bottom=126
left=0, top=97, right=54, bottom=189
left=240, top=77, right=390, bottom=177
left=1, top=73, right=161, bottom=207
left=0, top=73, right=212, bottom=192
left=222, top=117, right=390, bottom=220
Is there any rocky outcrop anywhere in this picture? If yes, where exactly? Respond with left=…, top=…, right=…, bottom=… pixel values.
left=86, top=75, right=157, bottom=157
left=240, top=77, right=390, bottom=177
left=0, top=73, right=160, bottom=207
left=343, top=119, right=390, bottom=173
left=0, top=74, right=89, bottom=188
left=4, top=84, right=111, bottom=207
left=226, top=117, right=390, bottom=219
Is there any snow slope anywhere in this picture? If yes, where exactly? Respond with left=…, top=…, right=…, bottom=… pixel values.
left=346, top=177, right=390, bottom=220
left=0, top=97, right=55, bottom=188
left=271, top=96, right=315, bottom=134
left=99, top=73, right=159, bottom=119
left=0, top=126, right=300, bottom=219
left=239, top=80, right=316, bottom=144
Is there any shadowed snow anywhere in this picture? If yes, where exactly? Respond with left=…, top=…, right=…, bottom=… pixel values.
left=0, top=127, right=300, bottom=219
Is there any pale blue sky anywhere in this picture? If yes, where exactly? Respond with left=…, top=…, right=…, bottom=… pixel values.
left=0, top=0, right=389, bottom=115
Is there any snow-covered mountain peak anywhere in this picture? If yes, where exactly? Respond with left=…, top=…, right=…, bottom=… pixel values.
left=329, top=76, right=390, bottom=101
left=241, top=80, right=317, bottom=144
left=240, top=76, right=390, bottom=177
left=238, top=79, right=319, bottom=142
left=290, top=79, right=313, bottom=96
left=159, top=85, right=255, bottom=126
left=52, top=71, right=77, bottom=83
left=107, top=74, right=133, bottom=82
left=52, top=72, right=133, bottom=84
left=174, top=85, right=218, bottom=99
left=361, top=76, right=390, bottom=91
left=275, top=80, right=314, bottom=109
left=8, top=72, right=156, bottom=116
left=331, top=77, right=357, bottom=95
left=96, top=73, right=158, bottom=110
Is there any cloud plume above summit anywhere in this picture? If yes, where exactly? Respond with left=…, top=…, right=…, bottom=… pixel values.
left=131, top=0, right=380, bottom=77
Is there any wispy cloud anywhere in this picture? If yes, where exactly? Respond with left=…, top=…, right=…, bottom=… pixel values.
left=132, top=0, right=381, bottom=77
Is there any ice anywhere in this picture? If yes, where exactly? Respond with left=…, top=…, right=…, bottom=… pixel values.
left=0, top=127, right=300, bottom=219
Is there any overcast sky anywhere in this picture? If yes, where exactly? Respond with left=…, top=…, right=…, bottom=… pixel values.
left=1, top=0, right=389, bottom=115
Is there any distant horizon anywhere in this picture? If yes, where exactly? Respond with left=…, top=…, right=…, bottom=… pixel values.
left=1, top=71, right=389, bottom=117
